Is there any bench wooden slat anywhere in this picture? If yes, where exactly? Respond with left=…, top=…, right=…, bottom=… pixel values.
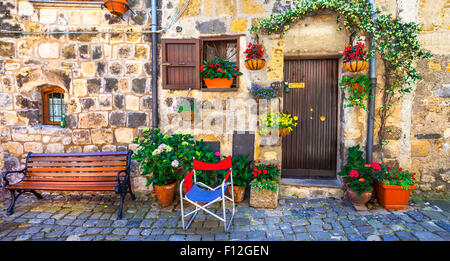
left=24, top=177, right=123, bottom=182
left=7, top=184, right=116, bottom=191
left=28, top=162, right=127, bottom=167
left=29, top=156, right=128, bottom=162
left=27, top=172, right=126, bottom=177
left=30, top=152, right=129, bottom=157
left=27, top=166, right=126, bottom=172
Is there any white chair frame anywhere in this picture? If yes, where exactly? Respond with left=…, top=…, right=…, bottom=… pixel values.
left=179, top=165, right=235, bottom=232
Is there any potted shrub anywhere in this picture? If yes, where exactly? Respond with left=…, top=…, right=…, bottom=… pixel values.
left=257, top=112, right=298, bottom=137
left=226, top=155, right=253, bottom=203
left=369, top=164, right=416, bottom=209
left=249, top=164, right=280, bottom=208
left=338, top=145, right=374, bottom=207
left=103, top=0, right=131, bottom=17
left=249, top=82, right=277, bottom=103
left=200, top=57, right=243, bottom=88
left=243, top=42, right=266, bottom=70
left=339, top=75, right=372, bottom=111
left=342, top=42, right=369, bottom=72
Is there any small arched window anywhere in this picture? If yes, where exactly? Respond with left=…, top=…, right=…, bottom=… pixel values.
left=42, top=86, right=66, bottom=126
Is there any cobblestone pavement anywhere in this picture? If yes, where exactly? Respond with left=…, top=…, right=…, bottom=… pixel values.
left=0, top=192, right=449, bottom=241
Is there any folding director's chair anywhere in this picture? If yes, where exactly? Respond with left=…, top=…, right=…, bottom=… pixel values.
left=179, top=156, right=235, bottom=232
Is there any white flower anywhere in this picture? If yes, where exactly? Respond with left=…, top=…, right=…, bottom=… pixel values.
left=152, top=148, right=161, bottom=156
left=171, top=160, right=179, bottom=168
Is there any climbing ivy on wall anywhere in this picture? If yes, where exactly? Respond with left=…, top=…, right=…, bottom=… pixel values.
left=250, top=0, right=431, bottom=164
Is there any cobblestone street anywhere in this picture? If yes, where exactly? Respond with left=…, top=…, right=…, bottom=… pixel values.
left=0, top=192, right=449, bottom=241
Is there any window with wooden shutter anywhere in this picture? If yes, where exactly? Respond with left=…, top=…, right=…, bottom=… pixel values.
left=200, top=35, right=240, bottom=90
left=161, top=39, right=200, bottom=90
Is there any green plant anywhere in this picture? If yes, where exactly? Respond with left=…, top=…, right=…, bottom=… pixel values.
left=338, top=145, right=373, bottom=197
left=250, top=164, right=280, bottom=192
left=339, top=75, right=372, bottom=111
left=133, top=128, right=219, bottom=187
left=258, top=112, right=298, bottom=135
left=368, top=163, right=416, bottom=191
left=200, top=57, right=243, bottom=80
left=174, top=97, right=201, bottom=113
left=230, top=155, right=254, bottom=187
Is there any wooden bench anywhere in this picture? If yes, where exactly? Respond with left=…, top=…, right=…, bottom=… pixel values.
left=1, top=151, right=135, bottom=219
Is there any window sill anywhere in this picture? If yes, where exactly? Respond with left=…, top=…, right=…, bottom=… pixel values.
left=29, top=0, right=103, bottom=9
left=200, top=88, right=239, bottom=92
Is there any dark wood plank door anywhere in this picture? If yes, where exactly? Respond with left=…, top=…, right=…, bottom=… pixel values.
left=282, top=58, right=338, bottom=179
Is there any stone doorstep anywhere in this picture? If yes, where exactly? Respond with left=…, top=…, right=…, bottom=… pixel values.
left=279, top=178, right=344, bottom=198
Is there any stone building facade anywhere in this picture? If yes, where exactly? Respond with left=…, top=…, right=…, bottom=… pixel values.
left=0, top=0, right=448, bottom=198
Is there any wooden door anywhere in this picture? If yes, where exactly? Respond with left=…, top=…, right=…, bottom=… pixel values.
left=282, top=58, right=338, bottom=179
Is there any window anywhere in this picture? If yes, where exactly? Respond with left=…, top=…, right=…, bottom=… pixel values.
left=161, top=35, right=241, bottom=90
left=42, top=86, right=66, bottom=126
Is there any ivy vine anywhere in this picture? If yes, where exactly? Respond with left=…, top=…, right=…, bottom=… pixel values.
left=250, top=0, right=432, bottom=164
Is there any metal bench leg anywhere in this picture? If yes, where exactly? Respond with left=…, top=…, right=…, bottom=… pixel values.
left=6, top=190, right=19, bottom=216
left=30, top=190, right=43, bottom=199
left=117, top=192, right=126, bottom=219
left=128, top=180, right=136, bottom=200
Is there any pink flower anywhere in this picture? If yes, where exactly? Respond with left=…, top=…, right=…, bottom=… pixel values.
left=349, top=170, right=359, bottom=178
left=214, top=152, right=220, bottom=157
left=370, top=162, right=381, bottom=171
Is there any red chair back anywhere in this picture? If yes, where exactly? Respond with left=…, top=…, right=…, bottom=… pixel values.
left=184, top=156, right=232, bottom=193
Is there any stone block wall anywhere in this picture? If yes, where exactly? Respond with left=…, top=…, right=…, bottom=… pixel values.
left=0, top=0, right=158, bottom=192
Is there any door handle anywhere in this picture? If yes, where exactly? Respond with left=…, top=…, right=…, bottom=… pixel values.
left=162, top=63, right=171, bottom=66
left=178, top=62, right=186, bottom=65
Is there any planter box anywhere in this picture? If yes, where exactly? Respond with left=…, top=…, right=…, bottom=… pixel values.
left=249, top=186, right=278, bottom=209
left=375, top=180, right=416, bottom=210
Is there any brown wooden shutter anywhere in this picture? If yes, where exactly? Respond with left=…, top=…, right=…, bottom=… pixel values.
left=161, top=39, right=200, bottom=90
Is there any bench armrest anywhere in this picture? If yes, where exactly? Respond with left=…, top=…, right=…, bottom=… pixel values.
left=2, top=169, right=27, bottom=187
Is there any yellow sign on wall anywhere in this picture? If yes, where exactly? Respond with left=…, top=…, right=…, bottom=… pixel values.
left=288, top=82, right=305, bottom=88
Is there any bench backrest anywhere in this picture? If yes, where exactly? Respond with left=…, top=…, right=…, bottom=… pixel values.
left=24, top=151, right=132, bottom=182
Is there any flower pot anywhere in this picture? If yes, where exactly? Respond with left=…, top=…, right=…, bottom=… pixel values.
left=343, top=60, right=369, bottom=72
left=104, top=0, right=130, bottom=17
left=350, top=83, right=364, bottom=94
left=375, top=180, right=416, bottom=210
left=345, top=184, right=373, bottom=206
left=227, top=185, right=246, bottom=203
left=245, top=59, right=266, bottom=70
left=153, top=182, right=176, bottom=207
left=204, top=78, right=234, bottom=88
left=249, top=186, right=278, bottom=208
left=279, top=128, right=291, bottom=137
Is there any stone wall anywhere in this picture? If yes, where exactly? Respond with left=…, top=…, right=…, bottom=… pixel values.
left=0, top=0, right=158, bottom=192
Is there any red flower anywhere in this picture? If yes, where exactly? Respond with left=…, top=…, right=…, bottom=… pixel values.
left=349, top=170, right=359, bottom=178
left=258, top=169, right=262, bottom=174
left=263, top=170, right=268, bottom=175
left=200, top=64, right=204, bottom=71
left=253, top=168, right=257, bottom=171
left=253, top=173, right=257, bottom=178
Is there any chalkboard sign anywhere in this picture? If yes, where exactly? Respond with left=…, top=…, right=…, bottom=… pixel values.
left=232, top=131, right=255, bottom=161
left=204, top=141, right=220, bottom=154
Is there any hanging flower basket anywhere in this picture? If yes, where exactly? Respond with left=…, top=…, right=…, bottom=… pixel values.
left=343, top=60, right=369, bottom=72
left=245, top=59, right=266, bottom=70
left=279, top=128, right=291, bottom=137
left=103, top=0, right=130, bottom=17
left=243, top=42, right=265, bottom=70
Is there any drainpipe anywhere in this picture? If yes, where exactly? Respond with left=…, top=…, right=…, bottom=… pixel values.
left=366, top=0, right=377, bottom=163
left=150, top=0, right=159, bottom=128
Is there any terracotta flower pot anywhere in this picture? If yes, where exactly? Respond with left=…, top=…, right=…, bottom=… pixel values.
left=227, top=185, right=246, bottom=203
left=204, top=78, right=233, bottom=88
left=351, top=83, right=363, bottom=94
left=343, top=60, right=369, bottom=72
left=345, top=184, right=373, bottom=206
left=375, top=180, right=416, bottom=210
left=279, top=128, right=291, bottom=137
left=104, top=0, right=130, bottom=17
left=249, top=186, right=278, bottom=209
left=244, top=59, right=266, bottom=70
left=153, top=182, right=176, bottom=207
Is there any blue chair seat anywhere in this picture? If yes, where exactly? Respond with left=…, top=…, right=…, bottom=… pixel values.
left=186, top=184, right=228, bottom=203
